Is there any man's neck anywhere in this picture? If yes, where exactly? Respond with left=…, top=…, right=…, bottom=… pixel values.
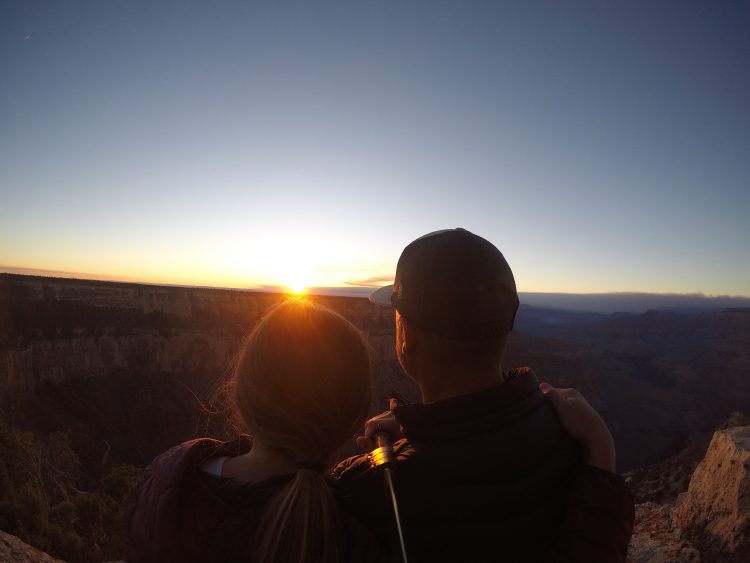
left=418, top=369, right=505, bottom=404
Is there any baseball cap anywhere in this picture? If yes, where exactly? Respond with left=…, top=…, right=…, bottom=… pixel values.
left=370, top=228, right=519, bottom=340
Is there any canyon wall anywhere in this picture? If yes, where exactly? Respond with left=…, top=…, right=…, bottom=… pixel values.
left=0, top=274, right=417, bottom=472
left=1, top=273, right=749, bottom=473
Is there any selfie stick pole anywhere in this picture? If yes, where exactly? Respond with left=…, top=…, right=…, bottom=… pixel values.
left=370, top=432, right=409, bottom=563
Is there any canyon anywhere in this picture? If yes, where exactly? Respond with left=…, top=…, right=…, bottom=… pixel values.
left=2, top=273, right=750, bottom=562
left=2, top=273, right=749, bottom=474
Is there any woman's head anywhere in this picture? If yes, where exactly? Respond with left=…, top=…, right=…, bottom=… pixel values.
left=233, top=298, right=372, bottom=466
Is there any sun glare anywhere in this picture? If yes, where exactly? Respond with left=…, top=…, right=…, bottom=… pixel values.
left=213, top=234, right=392, bottom=294
left=286, top=278, right=308, bottom=294
left=279, top=262, right=314, bottom=295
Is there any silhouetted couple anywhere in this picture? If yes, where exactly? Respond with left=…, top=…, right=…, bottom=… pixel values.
left=125, top=229, right=635, bottom=562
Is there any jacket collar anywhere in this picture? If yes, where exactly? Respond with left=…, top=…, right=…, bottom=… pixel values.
left=393, top=367, right=544, bottom=443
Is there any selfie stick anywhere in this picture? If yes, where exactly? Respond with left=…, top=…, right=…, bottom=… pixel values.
left=370, top=431, right=409, bottom=563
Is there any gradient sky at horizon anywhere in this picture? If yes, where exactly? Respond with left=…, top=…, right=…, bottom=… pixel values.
left=1, top=1, right=748, bottom=296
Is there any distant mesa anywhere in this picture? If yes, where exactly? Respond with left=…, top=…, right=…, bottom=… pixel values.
left=518, top=291, right=750, bottom=315
left=2, top=267, right=748, bottom=313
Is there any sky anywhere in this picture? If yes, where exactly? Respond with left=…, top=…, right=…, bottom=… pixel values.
left=1, top=0, right=748, bottom=296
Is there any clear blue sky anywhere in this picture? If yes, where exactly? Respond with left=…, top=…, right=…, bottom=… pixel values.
left=1, top=1, right=748, bottom=295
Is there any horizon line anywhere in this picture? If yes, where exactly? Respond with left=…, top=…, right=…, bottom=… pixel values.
left=1, top=265, right=749, bottom=300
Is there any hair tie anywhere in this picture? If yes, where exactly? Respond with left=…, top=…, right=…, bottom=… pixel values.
left=295, top=461, right=325, bottom=473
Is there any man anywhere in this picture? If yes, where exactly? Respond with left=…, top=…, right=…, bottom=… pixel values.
left=332, top=228, right=633, bottom=562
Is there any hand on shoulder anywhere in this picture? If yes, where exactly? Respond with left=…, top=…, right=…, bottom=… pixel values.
left=540, top=383, right=616, bottom=473
left=356, top=399, right=404, bottom=451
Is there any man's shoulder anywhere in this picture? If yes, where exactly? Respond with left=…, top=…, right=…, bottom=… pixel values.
left=333, top=401, right=580, bottom=490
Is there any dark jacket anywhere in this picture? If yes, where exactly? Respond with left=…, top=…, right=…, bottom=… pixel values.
left=332, top=368, right=634, bottom=563
left=125, top=437, right=387, bottom=563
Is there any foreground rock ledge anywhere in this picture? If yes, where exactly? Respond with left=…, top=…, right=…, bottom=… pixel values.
left=674, top=425, right=750, bottom=563
left=0, top=530, right=63, bottom=562
left=628, top=502, right=701, bottom=562
left=629, top=425, right=750, bottom=562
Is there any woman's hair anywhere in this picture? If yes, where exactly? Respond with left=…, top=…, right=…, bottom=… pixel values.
left=232, top=299, right=372, bottom=563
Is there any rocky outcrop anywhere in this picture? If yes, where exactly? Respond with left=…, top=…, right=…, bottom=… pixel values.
left=628, top=425, right=750, bottom=563
left=624, top=446, right=702, bottom=505
left=627, top=502, right=701, bottom=562
left=674, top=426, right=750, bottom=563
left=0, top=530, right=63, bottom=562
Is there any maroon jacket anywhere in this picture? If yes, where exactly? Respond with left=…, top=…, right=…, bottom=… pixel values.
left=545, top=465, right=635, bottom=562
left=124, top=437, right=387, bottom=563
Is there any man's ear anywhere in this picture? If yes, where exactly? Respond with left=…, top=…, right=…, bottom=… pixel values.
left=397, top=313, right=412, bottom=356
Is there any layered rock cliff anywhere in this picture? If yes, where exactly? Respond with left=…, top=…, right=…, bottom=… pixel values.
left=3, top=274, right=750, bottom=474
left=0, top=274, right=417, bottom=472
left=628, top=424, right=750, bottom=562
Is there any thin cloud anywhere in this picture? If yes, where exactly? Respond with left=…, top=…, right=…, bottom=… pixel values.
left=344, top=275, right=394, bottom=287
left=0, top=265, right=142, bottom=283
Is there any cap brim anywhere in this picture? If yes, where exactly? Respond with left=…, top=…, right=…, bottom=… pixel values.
left=369, top=284, right=394, bottom=307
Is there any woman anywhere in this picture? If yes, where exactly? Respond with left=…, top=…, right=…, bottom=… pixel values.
left=125, top=299, right=385, bottom=562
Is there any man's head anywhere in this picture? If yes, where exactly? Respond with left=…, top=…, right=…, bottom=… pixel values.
left=371, top=229, right=519, bottom=391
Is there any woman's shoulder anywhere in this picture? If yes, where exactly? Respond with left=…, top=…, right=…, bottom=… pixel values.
left=150, top=436, right=251, bottom=470
left=153, top=437, right=219, bottom=467
left=126, top=438, right=231, bottom=513
left=124, top=436, right=253, bottom=561
left=131, top=436, right=253, bottom=506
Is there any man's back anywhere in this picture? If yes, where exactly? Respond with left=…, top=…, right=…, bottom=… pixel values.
left=332, top=368, right=582, bottom=563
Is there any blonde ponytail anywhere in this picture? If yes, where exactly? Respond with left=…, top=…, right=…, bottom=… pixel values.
left=254, top=470, right=343, bottom=563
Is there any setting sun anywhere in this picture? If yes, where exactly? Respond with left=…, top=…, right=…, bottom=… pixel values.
left=203, top=233, right=395, bottom=294
left=274, top=258, right=314, bottom=294
left=285, top=277, right=308, bottom=294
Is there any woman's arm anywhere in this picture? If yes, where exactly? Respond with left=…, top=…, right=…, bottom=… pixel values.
left=539, top=383, right=616, bottom=472
left=540, top=383, right=635, bottom=563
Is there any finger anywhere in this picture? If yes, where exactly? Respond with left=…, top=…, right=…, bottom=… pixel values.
left=540, top=383, right=575, bottom=396
left=364, top=420, right=383, bottom=440
left=541, top=386, right=567, bottom=410
left=557, top=388, right=582, bottom=401
left=356, top=435, right=375, bottom=451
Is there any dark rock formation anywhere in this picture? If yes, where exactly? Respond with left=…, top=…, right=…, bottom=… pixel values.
left=624, top=447, right=702, bottom=505
left=627, top=502, right=701, bottom=562
left=0, top=530, right=63, bottom=562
